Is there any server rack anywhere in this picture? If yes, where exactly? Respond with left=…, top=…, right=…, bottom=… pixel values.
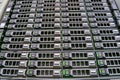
left=0, top=0, right=120, bottom=80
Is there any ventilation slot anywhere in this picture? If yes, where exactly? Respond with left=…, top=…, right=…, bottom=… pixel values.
left=70, top=30, right=84, bottom=35
left=96, top=18, right=108, bottom=21
left=69, top=18, right=82, bottom=22
left=93, top=7, right=105, bottom=10
left=40, top=37, right=54, bottom=42
left=91, top=0, right=102, bottom=2
left=14, top=24, right=27, bottom=29
left=108, top=68, right=120, bottom=75
left=68, top=0, right=79, bottom=2
left=69, top=13, right=81, bottom=17
left=97, top=23, right=110, bottom=27
left=71, top=43, right=86, bottom=49
left=103, top=43, right=117, bottom=48
left=16, top=19, right=28, bottom=23
left=72, top=61, right=89, bottom=67
left=68, top=8, right=80, bottom=11
left=9, top=44, right=23, bottom=49
left=4, top=60, right=20, bottom=67
left=38, top=53, right=54, bottom=59
left=69, top=23, right=84, bottom=28
left=2, top=69, right=18, bottom=76
left=71, top=52, right=88, bottom=59
left=37, top=61, right=54, bottom=67
left=95, top=13, right=107, bottom=17
left=101, top=36, right=115, bottom=41
left=43, top=14, right=55, bottom=17
left=36, top=69, right=53, bottom=77
left=99, top=30, right=113, bottom=34
left=92, top=3, right=103, bottom=6
left=20, top=9, right=31, bottom=12
left=44, top=4, right=55, bottom=7
left=71, top=36, right=85, bottom=41
left=6, top=53, right=21, bottom=59
left=41, top=31, right=54, bottom=35
left=21, top=5, right=32, bottom=8
left=18, top=14, right=29, bottom=18
left=22, top=1, right=32, bottom=4
left=42, top=18, right=54, bottom=22
left=72, top=69, right=90, bottom=77
left=43, top=8, right=55, bottom=11
left=44, top=0, right=55, bottom=3
left=68, top=3, right=80, bottom=7
left=39, top=44, right=54, bottom=49
left=13, top=32, right=26, bottom=36
left=104, top=52, right=120, bottom=58
left=106, top=59, right=120, bottom=66
left=11, top=37, right=24, bottom=42
left=41, top=23, right=54, bottom=28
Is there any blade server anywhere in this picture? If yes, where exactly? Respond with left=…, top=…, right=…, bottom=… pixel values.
left=0, top=0, right=120, bottom=80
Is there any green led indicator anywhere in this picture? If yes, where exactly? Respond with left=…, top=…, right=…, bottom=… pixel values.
left=62, top=31, right=63, bottom=34
left=62, top=61, right=66, bottom=66
left=27, top=61, right=30, bottom=65
left=96, top=53, right=98, bottom=57
left=62, top=44, right=64, bottom=47
left=98, top=61, right=100, bottom=65
left=93, top=37, right=96, bottom=40
left=62, top=70, right=66, bottom=75
left=62, top=53, right=64, bottom=57
left=26, top=70, right=30, bottom=75
left=29, top=54, right=32, bottom=58
left=99, top=70, right=103, bottom=74
left=32, top=38, right=35, bottom=40
left=62, top=37, right=64, bottom=40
